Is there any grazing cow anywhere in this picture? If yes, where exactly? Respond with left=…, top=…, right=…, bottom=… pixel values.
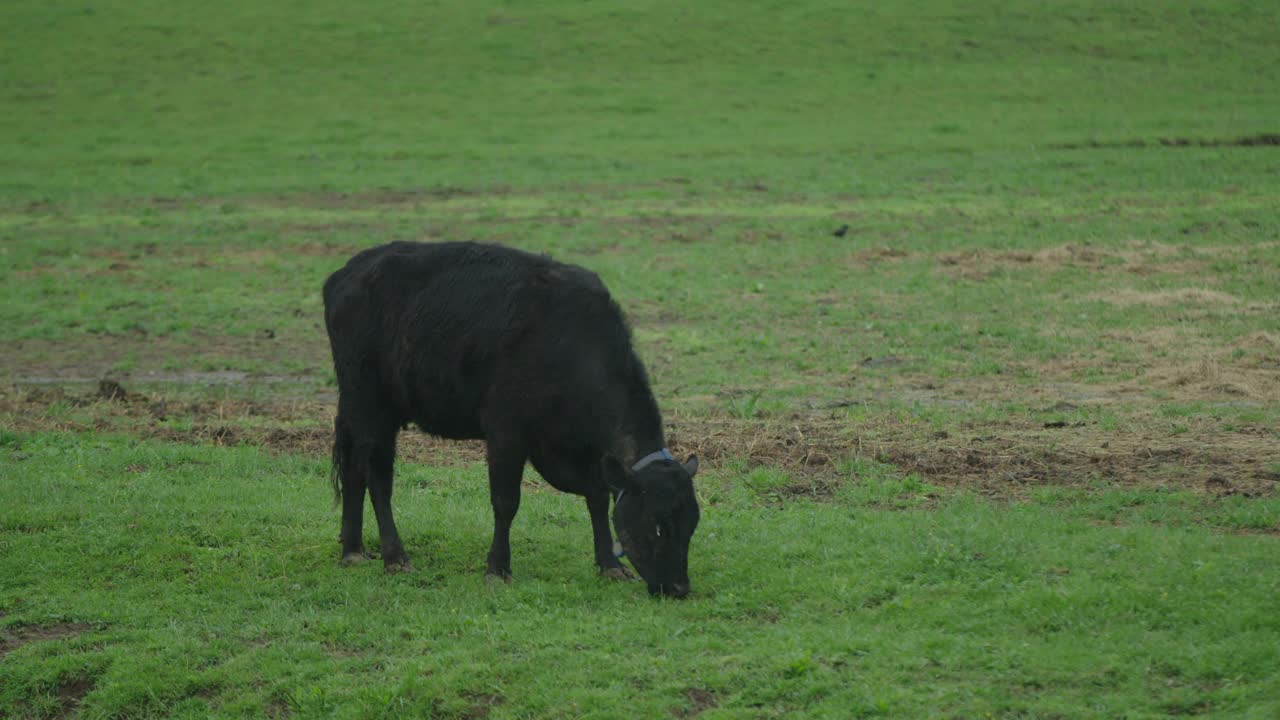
left=322, top=241, right=700, bottom=597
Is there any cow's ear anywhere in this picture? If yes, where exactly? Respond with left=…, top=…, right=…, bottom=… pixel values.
left=603, top=455, right=639, bottom=493
left=683, top=454, right=699, bottom=478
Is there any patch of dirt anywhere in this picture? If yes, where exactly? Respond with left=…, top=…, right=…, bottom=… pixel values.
left=321, top=641, right=367, bottom=658
left=911, top=325, right=1278, bottom=410
left=1138, top=355, right=1280, bottom=401
left=55, top=676, right=97, bottom=718
left=875, top=425, right=1278, bottom=500
left=847, top=246, right=910, bottom=267
left=936, top=241, right=1230, bottom=281
left=1049, top=133, right=1280, bottom=150
left=273, top=229, right=374, bottom=248
left=861, top=355, right=912, bottom=368
left=194, top=243, right=366, bottom=269
left=151, top=423, right=486, bottom=468
left=0, top=622, right=91, bottom=657
left=0, top=332, right=330, bottom=384
left=118, top=187, right=496, bottom=212
left=108, top=181, right=688, bottom=215
left=1164, top=699, right=1214, bottom=716
left=1236, top=331, right=1280, bottom=351
left=673, top=688, right=718, bottom=718
left=461, top=692, right=506, bottom=720
left=1088, top=288, right=1242, bottom=307
left=628, top=299, right=688, bottom=329
left=96, top=379, right=136, bottom=402
left=664, top=412, right=1279, bottom=501
left=0, top=383, right=487, bottom=468
left=4, top=369, right=1277, bottom=506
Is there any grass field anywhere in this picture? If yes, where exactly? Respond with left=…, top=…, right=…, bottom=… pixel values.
left=3, top=1, right=1279, bottom=717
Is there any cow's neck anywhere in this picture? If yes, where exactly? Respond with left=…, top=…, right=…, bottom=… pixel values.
left=625, top=431, right=666, bottom=467
left=615, top=392, right=665, bottom=466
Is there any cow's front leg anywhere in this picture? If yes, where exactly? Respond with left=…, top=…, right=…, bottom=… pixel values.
left=528, top=448, right=633, bottom=580
left=588, top=489, right=634, bottom=580
left=485, top=439, right=526, bottom=582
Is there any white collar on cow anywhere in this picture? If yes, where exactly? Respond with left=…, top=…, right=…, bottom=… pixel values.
left=632, top=448, right=673, bottom=472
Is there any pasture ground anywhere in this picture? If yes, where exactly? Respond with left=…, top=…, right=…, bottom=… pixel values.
left=3, top=1, right=1279, bottom=717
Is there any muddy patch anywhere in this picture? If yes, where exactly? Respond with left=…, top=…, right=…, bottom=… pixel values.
left=0, top=622, right=92, bottom=657
left=875, top=426, right=1278, bottom=500
left=935, top=241, right=1227, bottom=281
left=667, top=412, right=1279, bottom=501
left=54, top=676, right=97, bottom=718
left=673, top=688, right=718, bottom=718
left=461, top=691, right=506, bottom=719
left=4, top=379, right=1277, bottom=504
left=847, top=246, right=910, bottom=267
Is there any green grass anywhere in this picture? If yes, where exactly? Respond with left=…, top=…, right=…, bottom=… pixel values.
left=2, top=433, right=1278, bottom=719
left=3, top=1, right=1278, bottom=202
left=3, top=0, right=1280, bottom=717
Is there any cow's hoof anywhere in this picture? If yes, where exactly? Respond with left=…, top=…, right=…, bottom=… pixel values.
left=341, top=551, right=372, bottom=566
left=484, top=571, right=513, bottom=586
left=384, top=558, right=414, bottom=574
left=599, top=566, right=636, bottom=581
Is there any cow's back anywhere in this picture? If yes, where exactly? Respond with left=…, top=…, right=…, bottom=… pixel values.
left=323, top=242, right=646, bottom=447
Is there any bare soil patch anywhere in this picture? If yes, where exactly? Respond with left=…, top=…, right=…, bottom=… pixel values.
left=116, top=187, right=495, bottom=213
left=935, top=241, right=1231, bottom=281
left=0, top=622, right=91, bottom=657
left=1, top=384, right=487, bottom=468
left=54, top=676, right=96, bottom=718
left=1141, top=355, right=1280, bottom=401
left=0, top=332, right=330, bottom=385
left=667, top=412, right=1279, bottom=501
left=1064, top=328, right=1280, bottom=403
left=461, top=691, right=506, bottom=720
left=4, top=374, right=1277, bottom=506
left=1088, top=288, right=1242, bottom=307
left=846, top=246, right=910, bottom=267
left=103, top=182, right=685, bottom=215
left=673, top=688, right=718, bottom=718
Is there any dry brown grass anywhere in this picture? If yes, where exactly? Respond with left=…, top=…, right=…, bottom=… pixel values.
left=934, top=240, right=1260, bottom=282
left=6, top=382, right=1276, bottom=501
left=1087, top=287, right=1243, bottom=307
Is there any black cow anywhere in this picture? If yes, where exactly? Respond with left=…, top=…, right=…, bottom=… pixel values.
left=322, top=241, right=700, bottom=597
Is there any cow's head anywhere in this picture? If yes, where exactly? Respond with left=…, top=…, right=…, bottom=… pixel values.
left=607, top=452, right=700, bottom=598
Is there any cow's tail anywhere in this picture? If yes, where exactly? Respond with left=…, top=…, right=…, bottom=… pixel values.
left=330, top=417, right=346, bottom=507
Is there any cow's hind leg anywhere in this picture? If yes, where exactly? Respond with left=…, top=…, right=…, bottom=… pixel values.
left=529, top=449, right=633, bottom=580
left=484, top=436, right=527, bottom=582
left=335, top=400, right=409, bottom=573
left=365, top=430, right=411, bottom=573
left=333, top=416, right=369, bottom=565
